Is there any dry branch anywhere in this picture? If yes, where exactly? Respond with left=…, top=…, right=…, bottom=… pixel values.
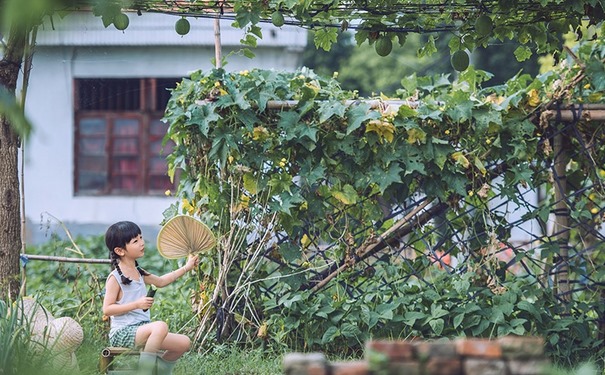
left=309, top=199, right=448, bottom=293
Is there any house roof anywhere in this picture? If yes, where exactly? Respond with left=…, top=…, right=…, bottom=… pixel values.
left=36, top=11, right=307, bottom=50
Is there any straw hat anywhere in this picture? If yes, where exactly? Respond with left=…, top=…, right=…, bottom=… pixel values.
left=157, top=215, right=216, bottom=259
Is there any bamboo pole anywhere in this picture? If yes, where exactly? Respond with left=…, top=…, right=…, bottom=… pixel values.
left=310, top=199, right=435, bottom=292
left=214, top=1, right=223, bottom=69
left=196, top=98, right=419, bottom=109
left=551, top=130, right=572, bottom=301
left=541, top=109, right=605, bottom=122
left=20, top=254, right=110, bottom=264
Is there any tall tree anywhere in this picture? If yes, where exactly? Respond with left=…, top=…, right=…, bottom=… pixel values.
left=0, top=0, right=44, bottom=299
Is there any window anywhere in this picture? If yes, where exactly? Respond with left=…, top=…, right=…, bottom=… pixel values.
left=74, top=78, right=180, bottom=195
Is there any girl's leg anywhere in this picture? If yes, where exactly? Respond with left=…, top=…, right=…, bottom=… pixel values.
left=135, top=321, right=169, bottom=352
left=156, top=333, right=191, bottom=375
left=158, top=332, right=191, bottom=361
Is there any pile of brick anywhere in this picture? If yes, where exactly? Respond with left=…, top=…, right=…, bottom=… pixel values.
left=283, top=336, right=549, bottom=375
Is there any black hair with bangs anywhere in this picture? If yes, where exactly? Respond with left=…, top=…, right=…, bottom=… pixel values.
left=105, top=221, right=149, bottom=284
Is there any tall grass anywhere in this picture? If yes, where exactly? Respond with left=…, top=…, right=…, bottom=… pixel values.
left=177, top=345, right=282, bottom=375
left=0, top=299, right=73, bottom=375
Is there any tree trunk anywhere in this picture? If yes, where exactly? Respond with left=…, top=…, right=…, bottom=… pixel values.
left=0, top=23, right=27, bottom=300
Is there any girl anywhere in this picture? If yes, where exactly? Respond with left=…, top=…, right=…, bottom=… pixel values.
left=102, top=221, right=199, bottom=375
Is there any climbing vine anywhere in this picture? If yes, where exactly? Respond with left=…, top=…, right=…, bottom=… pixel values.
left=162, top=36, right=605, bottom=361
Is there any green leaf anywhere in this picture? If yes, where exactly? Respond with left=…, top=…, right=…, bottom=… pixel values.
left=418, top=35, right=437, bottom=57
left=278, top=292, right=302, bottom=308
left=376, top=303, right=395, bottom=320
left=276, top=192, right=303, bottom=215
left=445, top=91, right=473, bottom=122
left=187, top=104, right=220, bottom=137
left=299, top=159, right=326, bottom=186
left=369, top=163, right=403, bottom=193
left=586, top=58, right=605, bottom=90
left=279, top=242, right=301, bottom=262
left=490, top=307, right=505, bottom=324
left=243, top=173, right=258, bottom=194
left=242, top=48, right=256, bottom=59
left=314, top=28, right=338, bottom=51
left=318, top=100, right=347, bottom=122
left=341, top=323, right=362, bottom=338
left=453, top=278, right=470, bottom=295
left=400, top=74, right=417, bottom=93
left=403, top=311, right=427, bottom=326
left=473, top=108, right=502, bottom=133
left=332, top=184, right=359, bottom=205
left=429, top=318, right=444, bottom=335
left=406, top=127, right=427, bottom=144
left=430, top=143, right=451, bottom=170
left=453, top=313, right=465, bottom=329
left=240, top=33, right=258, bottom=48
left=517, top=300, right=542, bottom=323
left=513, top=45, right=533, bottom=62
left=346, top=102, right=376, bottom=135
left=471, top=319, right=490, bottom=335
left=321, top=326, right=340, bottom=343
left=267, top=172, right=293, bottom=194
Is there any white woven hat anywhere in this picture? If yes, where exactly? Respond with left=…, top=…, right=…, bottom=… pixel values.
left=157, top=215, right=216, bottom=259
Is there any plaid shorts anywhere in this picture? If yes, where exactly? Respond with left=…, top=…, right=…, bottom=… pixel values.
left=109, top=321, right=151, bottom=348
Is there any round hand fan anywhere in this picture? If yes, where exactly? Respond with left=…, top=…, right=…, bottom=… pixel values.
left=157, top=215, right=216, bottom=259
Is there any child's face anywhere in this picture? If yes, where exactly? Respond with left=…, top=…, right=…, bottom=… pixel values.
left=122, top=234, right=145, bottom=259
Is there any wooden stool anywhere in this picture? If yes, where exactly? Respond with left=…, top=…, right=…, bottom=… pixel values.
left=99, top=346, right=141, bottom=374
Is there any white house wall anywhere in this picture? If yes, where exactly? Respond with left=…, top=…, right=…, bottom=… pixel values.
left=21, top=12, right=307, bottom=244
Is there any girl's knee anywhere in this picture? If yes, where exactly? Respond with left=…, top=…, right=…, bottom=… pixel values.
left=183, top=335, right=192, bottom=351
left=152, top=321, right=169, bottom=335
left=176, top=334, right=191, bottom=353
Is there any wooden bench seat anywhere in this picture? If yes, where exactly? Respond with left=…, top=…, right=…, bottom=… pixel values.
left=99, top=346, right=141, bottom=374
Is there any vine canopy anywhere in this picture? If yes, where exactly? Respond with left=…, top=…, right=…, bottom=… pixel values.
left=21, top=0, right=605, bottom=61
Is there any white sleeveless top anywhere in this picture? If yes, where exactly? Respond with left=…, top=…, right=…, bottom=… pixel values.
left=108, top=269, right=151, bottom=336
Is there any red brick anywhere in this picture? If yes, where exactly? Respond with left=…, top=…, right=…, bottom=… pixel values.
left=507, top=359, right=551, bottom=375
left=414, top=339, right=457, bottom=360
left=425, top=358, right=463, bottom=375
left=498, top=336, right=545, bottom=358
left=455, top=338, right=502, bottom=358
left=464, top=358, right=507, bottom=375
left=306, top=362, right=328, bottom=375
left=282, top=353, right=327, bottom=375
left=389, top=360, right=422, bottom=375
left=331, top=361, right=369, bottom=375
left=366, top=340, right=415, bottom=361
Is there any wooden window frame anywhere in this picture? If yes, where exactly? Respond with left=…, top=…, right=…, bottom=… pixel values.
left=74, top=78, right=177, bottom=196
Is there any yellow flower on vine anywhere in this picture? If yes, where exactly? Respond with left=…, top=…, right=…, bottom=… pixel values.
left=252, top=126, right=270, bottom=141
left=301, top=234, right=311, bottom=249
left=182, top=198, right=196, bottom=215
left=366, top=120, right=395, bottom=143
left=485, top=93, right=505, bottom=105
left=527, top=89, right=541, bottom=107
left=240, top=195, right=250, bottom=208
